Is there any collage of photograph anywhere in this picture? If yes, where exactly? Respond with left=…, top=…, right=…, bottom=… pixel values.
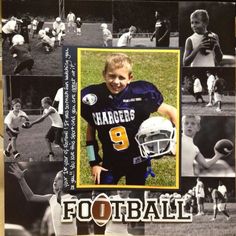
left=0, top=1, right=235, bottom=236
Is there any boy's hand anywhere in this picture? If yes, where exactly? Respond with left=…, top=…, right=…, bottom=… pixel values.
left=91, top=165, right=108, bottom=184
left=22, top=121, right=32, bottom=129
left=11, top=128, right=20, bottom=134
left=8, top=163, right=27, bottom=180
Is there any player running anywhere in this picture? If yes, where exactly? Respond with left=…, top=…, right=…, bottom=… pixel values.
left=81, top=53, right=177, bottom=185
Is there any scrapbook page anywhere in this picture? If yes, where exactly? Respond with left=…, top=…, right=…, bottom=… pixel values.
left=0, top=1, right=235, bottom=236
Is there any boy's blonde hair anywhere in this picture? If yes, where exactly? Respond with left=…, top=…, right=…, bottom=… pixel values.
left=190, top=9, right=209, bottom=25
left=41, top=97, right=52, bottom=105
left=103, top=53, right=133, bottom=75
left=11, top=98, right=22, bottom=107
left=129, top=25, right=137, bottom=33
left=182, top=115, right=201, bottom=125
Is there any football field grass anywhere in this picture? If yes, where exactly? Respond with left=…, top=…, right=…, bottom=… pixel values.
left=78, top=49, right=179, bottom=188
left=3, top=115, right=63, bottom=162
left=182, top=95, right=236, bottom=116
left=146, top=202, right=236, bottom=236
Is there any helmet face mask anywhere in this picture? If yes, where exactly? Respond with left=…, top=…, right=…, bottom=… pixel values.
left=135, top=117, right=176, bottom=159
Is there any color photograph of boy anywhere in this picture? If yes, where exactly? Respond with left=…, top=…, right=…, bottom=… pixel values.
left=179, top=2, right=235, bottom=67
left=181, top=115, right=234, bottom=177
left=79, top=49, right=179, bottom=188
left=3, top=76, right=63, bottom=162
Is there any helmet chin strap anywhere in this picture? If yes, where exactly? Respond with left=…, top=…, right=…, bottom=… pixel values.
left=144, top=155, right=155, bottom=179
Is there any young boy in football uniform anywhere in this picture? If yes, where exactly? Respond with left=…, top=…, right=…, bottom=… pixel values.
left=183, top=9, right=223, bottom=67
left=4, top=98, right=29, bottom=159
left=28, top=97, right=63, bottom=160
left=53, top=17, right=66, bottom=46
left=101, top=23, right=112, bottom=47
left=8, top=164, right=77, bottom=235
left=81, top=53, right=177, bottom=185
left=10, top=34, right=34, bottom=75
left=181, top=115, right=232, bottom=176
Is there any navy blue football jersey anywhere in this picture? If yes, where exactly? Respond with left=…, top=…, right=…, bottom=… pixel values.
left=81, top=80, right=163, bottom=168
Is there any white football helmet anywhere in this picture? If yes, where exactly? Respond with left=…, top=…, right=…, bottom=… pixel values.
left=135, top=116, right=176, bottom=158
left=101, top=23, right=108, bottom=29
left=12, top=34, right=24, bottom=45
left=38, top=29, right=46, bottom=38
left=56, top=17, right=61, bottom=22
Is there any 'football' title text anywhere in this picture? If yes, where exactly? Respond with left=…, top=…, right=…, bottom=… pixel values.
left=61, top=194, right=192, bottom=226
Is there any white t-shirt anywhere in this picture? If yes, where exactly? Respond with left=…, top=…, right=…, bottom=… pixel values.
left=195, top=180, right=205, bottom=198
left=193, top=78, right=202, bottom=93
left=4, top=110, right=28, bottom=128
left=207, top=74, right=215, bottom=91
left=218, top=185, right=227, bottom=197
left=189, top=33, right=215, bottom=67
left=2, top=20, right=17, bottom=34
left=53, top=22, right=66, bottom=34
left=49, top=194, right=77, bottom=236
left=67, top=13, right=75, bottom=22
left=181, top=134, right=200, bottom=176
left=117, top=32, right=131, bottom=47
left=54, top=88, right=63, bottom=115
left=103, top=28, right=113, bottom=41
left=43, top=106, right=63, bottom=128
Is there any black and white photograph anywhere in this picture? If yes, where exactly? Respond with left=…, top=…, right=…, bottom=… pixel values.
left=3, top=76, right=63, bottom=162
left=181, top=67, right=235, bottom=116
left=4, top=162, right=91, bottom=236
left=2, top=0, right=112, bottom=75
left=181, top=115, right=235, bottom=177
left=179, top=2, right=235, bottom=67
left=146, top=177, right=236, bottom=236
left=112, top=1, right=178, bottom=48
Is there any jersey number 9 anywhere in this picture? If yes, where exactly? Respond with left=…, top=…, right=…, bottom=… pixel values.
left=109, top=126, right=129, bottom=151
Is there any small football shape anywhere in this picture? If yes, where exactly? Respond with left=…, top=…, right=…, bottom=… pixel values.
left=22, top=121, right=31, bottom=129
left=214, top=139, right=234, bottom=155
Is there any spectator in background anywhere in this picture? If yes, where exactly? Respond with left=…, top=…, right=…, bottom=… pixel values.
left=150, top=11, right=171, bottom=47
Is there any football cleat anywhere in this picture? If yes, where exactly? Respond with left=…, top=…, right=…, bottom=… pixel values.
left=135, top=116, right=176, bottom=159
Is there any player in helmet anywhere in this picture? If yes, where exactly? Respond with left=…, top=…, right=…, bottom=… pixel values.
left=117, top=26, right=136, bottom=47
left=10, top=34, right=34, bottom=75
left=81, top=53, right=177, bottom=186
left=75, top=17, right=83, bottom=36
left=38, top=29, right=55, bottom=53
left=52, top=17, right=66, bottom=46
left=100, top=23, right=112, bottom=47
